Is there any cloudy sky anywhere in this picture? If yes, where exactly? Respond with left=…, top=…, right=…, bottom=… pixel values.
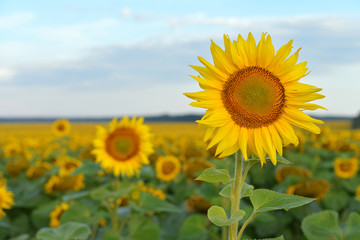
left=1, top=0, right=359, bottom=117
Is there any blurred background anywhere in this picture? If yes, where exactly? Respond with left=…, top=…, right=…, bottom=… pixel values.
left=0, top=0, right=359, bottom=119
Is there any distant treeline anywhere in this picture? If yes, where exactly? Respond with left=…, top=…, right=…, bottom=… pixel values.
left=0, top=114, right=355, bottom=123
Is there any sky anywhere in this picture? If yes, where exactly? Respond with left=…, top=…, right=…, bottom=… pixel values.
left=0, top=0, right=360, bottom=117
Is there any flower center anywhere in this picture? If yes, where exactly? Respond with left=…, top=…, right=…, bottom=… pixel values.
left=162, top=161, right=176, bottom=175
left=105, top=128, right=139, bottom=161
left=339, top=162, right=351, bottom=172
left=57, top=124, right=65, bottom=131
left=222, top=66, right=285, bottom=128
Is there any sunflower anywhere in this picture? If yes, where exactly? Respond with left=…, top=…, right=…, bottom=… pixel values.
left=156, top=155, right=181, bottom=182
left=286, top=179, right=330, bottom=200
left=49, top=202, right=69, bottom=227
left=26, top=161, right=52, bottom=179
left=0, top=179, right=15, bottom=220
left=44, top=174, right=85, bottom=194
left=275, top=165, right=312, bottom=183
left=92, top=116, right=153, bottom=177
left=184, top=33, right=325, bottom=165
left=137, top=182, right=166, bottom=200
left=52, top=119, right=71, bottom=137
left=54, top=156, right=82, bottom=177
left=334, top=157, right=358, bottom=179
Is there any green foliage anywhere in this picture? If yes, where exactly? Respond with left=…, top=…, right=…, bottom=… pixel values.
left=90, top=182, right=131, bottom=200
left=131, top=192, right=180, bottom=213
left=219, top=182, right=254, bottom=199
left=250, top=189, right=315, bottom=214
left=178, top=214, right=208, bottom=240
left=196, top=168, right=231, bottom=184
left=36, top=222, right=91, bottom=240
left=207, top=206, right=245, bottom=227
left=302, top=211, right=360, bottom=240
left=128, top=216, right=160, bottom=240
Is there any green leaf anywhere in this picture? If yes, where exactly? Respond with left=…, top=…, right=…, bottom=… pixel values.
left=195, top=168, right=230, bottom=184
left=250, top=189, right=315, bottom=214
left=90, top=182, right=131, bottom=200
left=207, top=206, right=245, bottom=227
left=60, top=202, right=104, bottom=225
left=132, top=192, right=179, bottom=213
left=178, top=214, right=208, bottom=240
left=70, top=161, right=101, bottom=176
left=36, top=222, right=91, bottom=240
left=301, top=210, right=342, bottom=240
left=62, top=190, right=91, bottom=202
left=129, top=216, right=160, bottom=240
left=344, top=212, right=360, bottom=240
left=219, top=183, right=254, bottom=199
left=323, top=190, right=349, bottom=211
left=241, top=183, right=254, bottom=198
left=8, top=234, right=29, bottom=240
left=31, top=201, right=59, bottom=229
left=104, top=228, right=121, bottom=240
left=263, top=236, right=284, bottom=240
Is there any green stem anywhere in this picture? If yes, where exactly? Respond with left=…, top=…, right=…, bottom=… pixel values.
left=229, top=151, right=244, bottom=240
left=237, top=213, right=259, bottom=240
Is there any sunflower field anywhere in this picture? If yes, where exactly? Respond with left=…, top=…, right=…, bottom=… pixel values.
left=0, top=119, right=359, bottom=240
left=1, top=33, right=360, bottom=240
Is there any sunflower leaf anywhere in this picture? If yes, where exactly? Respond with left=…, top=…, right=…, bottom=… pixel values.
left=196, top=168, right=231, bottom=184
left=219, top=183, right=254, bottom=198
left=301, top=210, right=342, bottom=240
left=207, top=205, right=245, bottom=227
left=250, top=189, right=315, bottom=214
left=36, top=222, right=91, bottom=240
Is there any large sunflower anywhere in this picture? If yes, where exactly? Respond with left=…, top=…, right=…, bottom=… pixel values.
left=92, top=116, right=153, bottom=177
left=185, top=33, right=325, bottom=165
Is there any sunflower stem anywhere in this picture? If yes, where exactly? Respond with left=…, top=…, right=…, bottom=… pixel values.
left=229, top=151, right=244, bottom=240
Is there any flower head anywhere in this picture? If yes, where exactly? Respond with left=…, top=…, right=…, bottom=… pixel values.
left=92, top=116, right=153, bottom=177
left=185, top=33, right=325, bottom=165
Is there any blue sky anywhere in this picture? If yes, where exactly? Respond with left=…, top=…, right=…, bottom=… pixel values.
left=0, top=0, right=359, bottom=117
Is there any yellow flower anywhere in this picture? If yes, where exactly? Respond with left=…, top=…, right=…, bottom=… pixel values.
left=185, top=33, right=325, bottom=165
left=3, top=142, right=22, bottom=158
left=156, top=155, right=181, bottom=182
left=356, top=186, right=360, bottom=201
left=49, top=202, right=69, bottom=227
left=137, top=182, right=166, bottom=200
left=6, top=159, right=29, bottom=177
left=92, top=116, right=153, bottom=177
left=52, top=119, right=71, bottom=137
left=44, top=174, right=85, bottom=194
left=0, top=179, right=15, bottom=220
left=275, top=165, right=312, bottom=183
left=334, top=157, right=359, bottom=179
left=286, top=179, right=330, bottom=200
left=54, top=156, right=82, bottom=177
left=26, top=161, right=52, bottom=179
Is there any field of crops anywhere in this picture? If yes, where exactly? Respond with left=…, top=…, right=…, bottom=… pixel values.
left=0, top=119, right=359, bottom=240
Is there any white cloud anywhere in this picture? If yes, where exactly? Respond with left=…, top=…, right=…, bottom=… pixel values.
left=120, top=7, right=132, bottom=18
left=0, top=12, right=34, bottom=28
left=0, top=68, right=16, bottom=82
